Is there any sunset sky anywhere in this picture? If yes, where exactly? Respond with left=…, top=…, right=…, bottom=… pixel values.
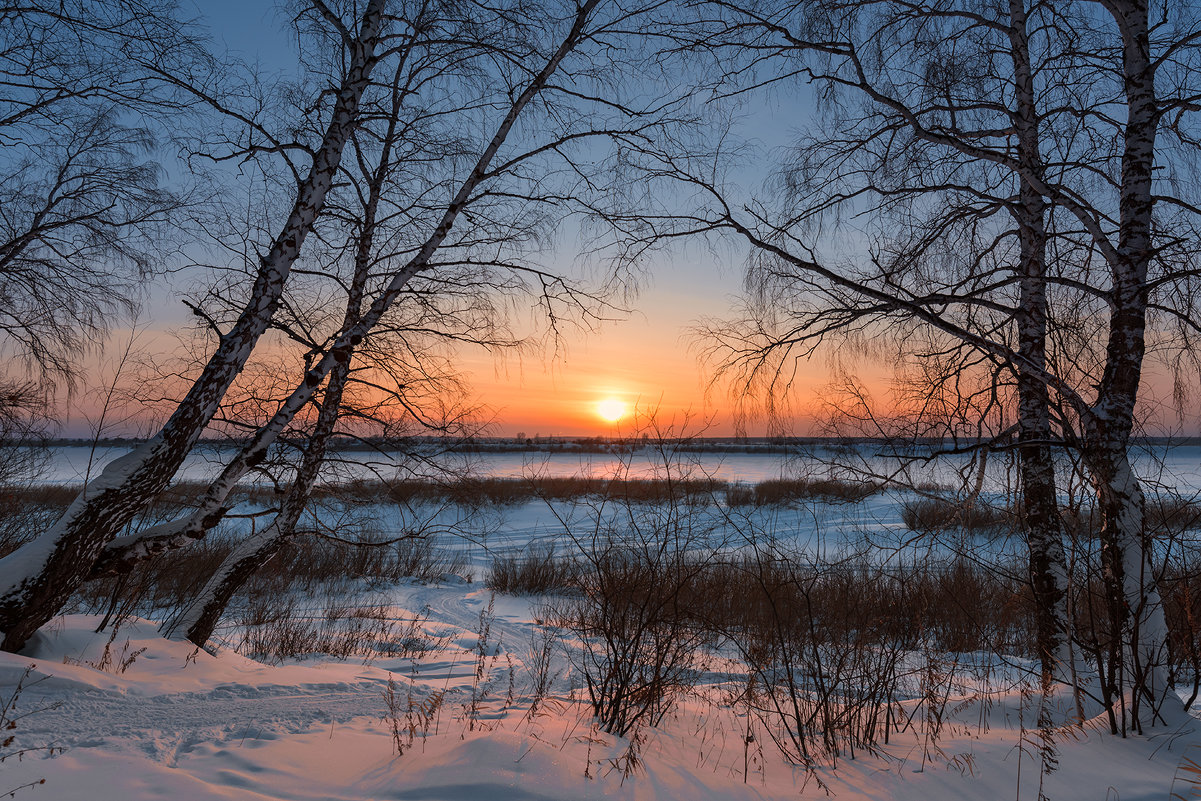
left=455, top=255, right=759, bottom=437
left=52, top=0, right=1195, bottom=441
left=71, top=0, right=829, bottom=439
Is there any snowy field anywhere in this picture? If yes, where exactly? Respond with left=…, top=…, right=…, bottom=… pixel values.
left=1, top=608, right=1194, bottom=800
left=3, top=445, right=1201, bottom=799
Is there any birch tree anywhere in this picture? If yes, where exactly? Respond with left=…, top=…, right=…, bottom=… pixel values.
left=2, top=0, right=675, bottom=651
left=630, top=0, right=1080, bottom=709
left=0, top=0, right=392, bottom=652
left=628, top=0, right=1201, bottom=731
left=146, top=0, right=672, bottom=648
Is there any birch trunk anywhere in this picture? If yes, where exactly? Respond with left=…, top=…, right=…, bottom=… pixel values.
left=172, top=343, right=354, bottom=647
left=1085, top=0, right=1171, bottom=731
left=78, top=0, right=609, bottom=648
left=85, top=0, right=603, bottom=582
left=88, top=56, right=406, bottom=580
left=1007, top=0, right=1074, bottom=705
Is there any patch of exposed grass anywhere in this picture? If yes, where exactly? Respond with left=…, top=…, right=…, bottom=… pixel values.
left=236, top=599, right=439, bottom=664
left=900, top=496, right=1012, bottom=532
left=485, top=542, right=579, bottom=594
left=75, top=527, right=468, bottom=638
left=1060, top=494, right=1201, bottom=538
left=725, top=477, right=881, bottom=506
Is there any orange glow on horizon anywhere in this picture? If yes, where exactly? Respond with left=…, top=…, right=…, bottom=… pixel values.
left=445, top=260, right=844, bottom=438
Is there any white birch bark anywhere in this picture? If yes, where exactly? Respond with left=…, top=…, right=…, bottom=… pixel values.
left=1007, top=0, right=1075, bottom=694
left=172, top=340, right=354, bottom=647
left=1083, top=0, right=1172, bottom=730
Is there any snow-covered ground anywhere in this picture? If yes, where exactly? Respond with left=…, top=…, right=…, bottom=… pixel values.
left=2, top=591, right=1196, bottom=800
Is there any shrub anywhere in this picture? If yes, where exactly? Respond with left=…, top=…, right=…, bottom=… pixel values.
left=552, top=543, right=715, bottom=738
left=901, top=496, right=1012, bottom=532
left=485, top=542, right=579, bottom=594
left=686, top=550, right=1034, bottom=770
left=726, top=477, right=881, bottom=506
left=235, top=598, right=438, bottom=664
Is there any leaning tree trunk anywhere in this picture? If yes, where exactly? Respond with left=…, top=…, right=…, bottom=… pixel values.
left=105, top=0, right=608, bottom=647
left=168, top=108, right=386, bottom=647
left=82, top=0, right=606, bottom=586
left=172, top=346, right=353, bottom=647
left=87, top=70, right=402, bottom=580
left=0, top=0, right=389, bottom=653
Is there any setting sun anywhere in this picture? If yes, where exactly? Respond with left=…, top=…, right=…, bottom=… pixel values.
left=595, top=397, right=628, bottom=423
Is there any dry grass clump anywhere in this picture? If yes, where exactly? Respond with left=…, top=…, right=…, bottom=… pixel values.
left=336, top=474, right=890, bottom=508
left=1061, top=494, right=1201, bottom=538
left=263, top=532, right=468, bottom=588
left=690, top=555, right=1035, bottom=657
left=489, top=542, right=1035, bottom=659
left=0, top=484, right=77, bottom=507
left=725, top=477, right=881, bottom=506
left=900, top=496, right=1012, bottom=533
left=1148, top=496, right=1201, bottom=532
left=694, top=553, right=1034, bottom=767
left=74, top=525, right=467, bottom=645
left=375, top=475, right=725, bottom=506
left=1149, top=496, right=1201, bottom=531
left=485, top=542, right=580, bottom=594
left=553, top=531, right=1036, bottom=766
left=2, top=472, right=889, bottom=548
left=0, top=484, right=77, bottom=558
left=236, top=599, right=439, bottom=664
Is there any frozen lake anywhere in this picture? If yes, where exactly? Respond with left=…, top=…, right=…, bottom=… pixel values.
left=37, top=441, right=1201, bottom=494
left=39, top=444, right=800, bottom=485
left=30, top=441, right=1201, bottom=566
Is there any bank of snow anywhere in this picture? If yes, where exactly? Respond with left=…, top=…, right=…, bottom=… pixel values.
left=1, top=609, right=1195, bottom=801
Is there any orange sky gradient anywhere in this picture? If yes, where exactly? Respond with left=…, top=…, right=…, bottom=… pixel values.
left=455, top=256, right=776, bottom=438
left=59, top=248, right=1201, bottom=441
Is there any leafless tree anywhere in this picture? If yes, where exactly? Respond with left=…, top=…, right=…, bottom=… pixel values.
left=0, top=1, right=197, bottom=385
left=157, top=0, right=679, bottom=648
left=621, top=0, right=1079, bottom=716
left=0, top=0, right=392, bottom=652
left=612, top=0, right=1201, bottom=732
left=0, top=0, right=680, bottom=652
